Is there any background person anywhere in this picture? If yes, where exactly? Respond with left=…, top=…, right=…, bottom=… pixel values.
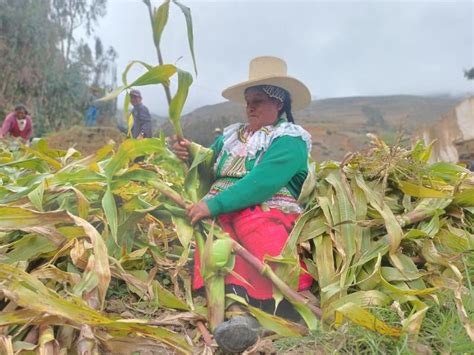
left=172, top=56, right=314, bottom=353
left=0, top=104, right=33, bottom=141
left=129, top=89, right=152, bottom=139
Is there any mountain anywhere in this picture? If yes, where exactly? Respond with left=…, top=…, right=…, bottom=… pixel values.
left=160, top=94, right=463, bottom=161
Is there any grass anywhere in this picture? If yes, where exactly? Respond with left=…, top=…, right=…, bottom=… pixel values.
left=274, top=291, right=473, bottom=354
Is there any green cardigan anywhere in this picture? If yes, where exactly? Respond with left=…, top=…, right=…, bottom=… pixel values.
left=204, top=128, right=308, bottom=217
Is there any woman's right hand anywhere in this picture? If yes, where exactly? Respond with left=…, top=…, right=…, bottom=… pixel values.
left=169, top=135, right=191, bottom=161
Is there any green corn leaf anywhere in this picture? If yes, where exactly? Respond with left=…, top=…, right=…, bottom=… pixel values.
left=184, top=143, right=214, bottom=202
left=122, top=60, right=154, bottom=86
left=404, top=229, right=428, bottom=239
left=27, top=180, right=46, bottom=212
left=352, top=240, right=389, bottom=268
left=0, top=206, right=71, bottom=228
left=334, top=303, right=401, bottom=336
left=123, top=91, right=132, bottom=137
left=355, top=173, right=403, bottom=254
left=356, top=255, right=382, bottom=290
left=297, top=161, right=317, bottom=204
left=427, top=161, right=470, bottom=182
left=102, top=186, right=118, bottom=243
left=454, top=188, right=474, bottom=207
left=0, top=158, right=49, bottom=172
left=130, top=64, right=176, bottom=87
left=226, top=294, right=308, bottom=337
left=315, top=235, right=336, bottom=306
left=435, top=227, right=471, bottom=252
left=398, top=181, right=451, bottom=198
left=325, top=289, right=391, bottom=318
left=171, top=215, right=194, bottom=248
left=25, top=146, right=62, bottom=170
left=152, top=280, right=189, bottom=311
left=153, top=0, right=170, bottom=48
left=401, top=301, right=429, bottom=335
left=98, top=85, right=126, bottom=102
left=297, top=214, right=326, bottom=243
left=104, top=139, right=165, bottom=178
left=381, top=267, right=424, bottom=282
left=379, top=270, right=436, bottom=296
left=326, top=170, right=357, bottom=266
left=411, top=139, right=433, bottom=163
left=68, top=214, right=111, bottom=308
left=4, top=234, right=56, bottom=264
left=172, top=0, right=197, bottom=75
left=98, top=64, right=176, bottom=102
left=169, top=69, right=193, bottom=138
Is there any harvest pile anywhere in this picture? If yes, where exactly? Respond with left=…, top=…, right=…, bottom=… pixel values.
left=0, top=135, right=472, bottom=353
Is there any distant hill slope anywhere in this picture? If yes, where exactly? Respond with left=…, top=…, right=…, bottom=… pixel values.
left=160, top=95, right=463, bottom=161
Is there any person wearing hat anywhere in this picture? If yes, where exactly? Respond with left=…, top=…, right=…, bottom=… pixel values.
left=129, top=89, right=152, bottom=139
left=0, top=104, right=33, bottom=141
left=172, top=56, right=313, bottom=352
left=213, top=127, right=223, bottom=138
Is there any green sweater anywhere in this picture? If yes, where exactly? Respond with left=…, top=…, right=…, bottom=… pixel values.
left=205, top=132, right=308, bottom=217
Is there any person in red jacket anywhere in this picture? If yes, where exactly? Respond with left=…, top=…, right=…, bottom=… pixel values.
left=0, top=104, right=33, bottom=141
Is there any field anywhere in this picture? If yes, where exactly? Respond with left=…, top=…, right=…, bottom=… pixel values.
left=0, top=133, right=472, bottom=354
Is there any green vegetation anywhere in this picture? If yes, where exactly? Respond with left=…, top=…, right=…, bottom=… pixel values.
left=0, top=132, right=472, bottom=353
left=361, top=105, right=386, bottom=128
left=275, top=291, right=473, bottom=354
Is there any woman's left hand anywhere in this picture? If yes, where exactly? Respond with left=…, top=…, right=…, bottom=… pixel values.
left=186, top=201, right=211, bottom=224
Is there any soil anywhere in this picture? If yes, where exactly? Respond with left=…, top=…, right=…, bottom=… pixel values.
left=45, top=125, right=126, bottom=156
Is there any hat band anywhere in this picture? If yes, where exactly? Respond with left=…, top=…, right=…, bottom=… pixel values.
left=245, top=85, right=289, bottom=103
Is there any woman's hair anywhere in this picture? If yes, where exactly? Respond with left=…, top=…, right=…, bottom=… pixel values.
left=278, top=92, right=294, bottom=123
left=14, top=104, right=28, bottom=114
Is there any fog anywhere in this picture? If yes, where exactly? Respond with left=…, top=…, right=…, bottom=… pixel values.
left=95, top=0, right=474, bottom=115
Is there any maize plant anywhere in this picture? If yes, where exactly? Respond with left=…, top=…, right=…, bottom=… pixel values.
left=0, top=133, right=472, bottom=353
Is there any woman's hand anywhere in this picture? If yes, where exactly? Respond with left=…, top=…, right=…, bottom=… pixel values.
left=186, top=201, right=211, bottom=225
left=169, top=135, right=191, bottom=161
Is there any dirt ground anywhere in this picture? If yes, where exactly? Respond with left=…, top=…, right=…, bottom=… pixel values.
left=46, top=125, right=126, bottom=155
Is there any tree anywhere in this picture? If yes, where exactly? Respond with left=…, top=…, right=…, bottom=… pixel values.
left=464, top=67, right=474, bottom=80
left=50, top=0, right=107, bottom=65
left=0, top=0, right=116, bottom=135
left=0, top=0, right=58, bottom=111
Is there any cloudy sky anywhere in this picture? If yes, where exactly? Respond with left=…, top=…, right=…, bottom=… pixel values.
left=95, top=0, right=473, bottom=115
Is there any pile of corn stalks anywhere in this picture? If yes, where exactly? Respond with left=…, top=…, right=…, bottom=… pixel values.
left=0, top=134, right=472, bottom=353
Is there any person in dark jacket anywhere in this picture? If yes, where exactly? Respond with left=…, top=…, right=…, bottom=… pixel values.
left=129, top=89, right=152, bottom=139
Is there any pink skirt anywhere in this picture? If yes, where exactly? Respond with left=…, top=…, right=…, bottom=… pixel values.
left=193, top=206, right=313, bottom=299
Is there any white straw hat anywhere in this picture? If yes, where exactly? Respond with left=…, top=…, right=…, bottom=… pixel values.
left=222, top=56, right=311, bottom=111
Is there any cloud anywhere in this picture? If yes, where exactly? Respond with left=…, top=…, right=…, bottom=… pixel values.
left=97, top=0, right=473, bottom=115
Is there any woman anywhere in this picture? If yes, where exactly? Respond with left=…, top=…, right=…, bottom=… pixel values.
left=0, top=104, right=33, bottom=141
left=173, top=56, right=313, bottom=352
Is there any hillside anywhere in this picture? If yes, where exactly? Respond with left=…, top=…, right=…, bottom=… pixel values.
left=161, top=95, right=462, bottom=161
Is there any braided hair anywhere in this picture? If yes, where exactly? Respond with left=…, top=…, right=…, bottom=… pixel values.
left=278, top=92, right=294, bottom=123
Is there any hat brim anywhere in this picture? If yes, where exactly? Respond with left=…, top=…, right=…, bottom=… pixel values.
left=221, top=75, right=311, bottom=111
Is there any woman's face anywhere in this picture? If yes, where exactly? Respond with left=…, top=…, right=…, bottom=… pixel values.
left=244, top=89, right=282, bottom=129
left=15, top=109, right=26, bottom=120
